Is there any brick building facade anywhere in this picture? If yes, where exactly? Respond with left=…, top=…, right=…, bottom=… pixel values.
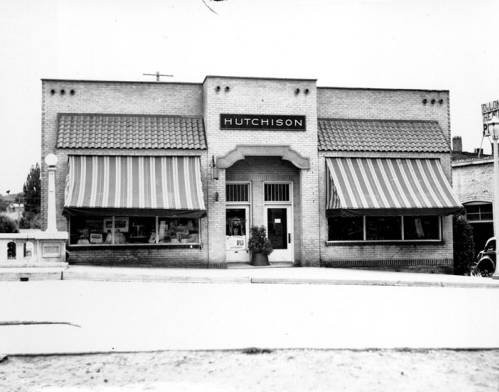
left=41, top=75, right=461, bottom=272
left=452, top=152, right=494, bottom=251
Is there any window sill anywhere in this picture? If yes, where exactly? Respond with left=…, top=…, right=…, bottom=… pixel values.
left=68, top=243, right=202, bottom=250
left=326, top=240, right=443, bottom=246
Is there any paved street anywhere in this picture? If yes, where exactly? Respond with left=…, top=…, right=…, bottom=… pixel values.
left=1, top=280, right=499, bottom=355
left=2, top=349, right=499, bottom=392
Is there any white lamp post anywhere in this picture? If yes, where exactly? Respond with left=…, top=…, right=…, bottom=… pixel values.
left=486, top=116, right=499, bottom=278
left=45, top=153, right=58, bottom=233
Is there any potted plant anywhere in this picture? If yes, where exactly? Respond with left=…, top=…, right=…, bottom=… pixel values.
left=248, top=226, right=273, bottom=266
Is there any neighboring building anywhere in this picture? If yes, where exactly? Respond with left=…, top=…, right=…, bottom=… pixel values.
left=452, top=136, right=493, bottom=251
left=41, top=76, right=461, bottom=272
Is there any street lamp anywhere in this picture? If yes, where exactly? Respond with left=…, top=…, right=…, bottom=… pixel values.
left=486, top=116, right=499, bottom=278
left=45, top=153, right=58, bottom=232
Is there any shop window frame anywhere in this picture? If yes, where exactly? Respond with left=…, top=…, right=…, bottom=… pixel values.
left=464, top=202, right=493, bottom=223
left=68, top=215, right=202, bottom=248
left=326, top=215, right=442, bottom=245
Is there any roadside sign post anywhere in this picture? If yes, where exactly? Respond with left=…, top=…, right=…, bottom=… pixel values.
left=485, top=115, right=499, bottom=278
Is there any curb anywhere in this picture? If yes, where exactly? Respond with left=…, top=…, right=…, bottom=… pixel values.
left=250, top=278, right=499, bottom=289
left=63, top=273, right=251, bottom=284
left=60, top=273, right=499, bottom=289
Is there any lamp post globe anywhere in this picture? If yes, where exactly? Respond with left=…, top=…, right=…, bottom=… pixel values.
left=45, top=153, right=58, bottom=168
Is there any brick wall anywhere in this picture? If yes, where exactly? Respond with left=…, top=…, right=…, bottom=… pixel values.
left=452, top=160, right=493, bottom=204
left=203, top=77, right=320, bottom=266
left=68, top=246, right=213, bottom=268
left=317, top=87, right=451, bottom=140
left=41, top=80, right=208, bottom=266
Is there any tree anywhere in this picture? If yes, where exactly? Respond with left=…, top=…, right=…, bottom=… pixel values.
left=19, top=163, right=41, bottom=229
left=23, top=163, right=41, bottom=214
left=453, top=214, right=475, bottom=275
left=0, top=215, right=19, bottom=233
left=0, top=195, right=9, bottom=212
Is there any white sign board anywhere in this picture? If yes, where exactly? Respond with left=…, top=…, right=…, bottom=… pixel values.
left=482, top=100, right=499, bottom=134
left=226, top=235, right=246, bottom=250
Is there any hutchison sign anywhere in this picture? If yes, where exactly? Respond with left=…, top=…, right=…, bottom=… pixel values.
left=220, top=114, right=306, bottom=131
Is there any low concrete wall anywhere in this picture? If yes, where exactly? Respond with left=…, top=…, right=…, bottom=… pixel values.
left=0, top=231, right=68, bottom=266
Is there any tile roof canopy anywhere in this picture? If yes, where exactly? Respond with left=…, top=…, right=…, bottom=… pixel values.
left=56, top=113, right=206, bottom=150
left=318, top=118, right=450, bottom=153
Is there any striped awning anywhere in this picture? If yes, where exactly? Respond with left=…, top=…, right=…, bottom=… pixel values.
left=326, top=157, right=462, bottom=216
left=64, top=156, right=205, bottom=216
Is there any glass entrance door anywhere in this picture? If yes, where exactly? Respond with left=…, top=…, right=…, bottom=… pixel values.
left=267, top=208, right=287, bottom=249
left=225, top=206, right=250, bottom=262
left=265, top=205, right=293, bottom=262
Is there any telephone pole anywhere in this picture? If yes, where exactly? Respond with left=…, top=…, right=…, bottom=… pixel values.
left=142, top=72, right=173, bottom=81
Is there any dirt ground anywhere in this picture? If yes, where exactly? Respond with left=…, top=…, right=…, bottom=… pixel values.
left=0, top=349, right=498, bottom=392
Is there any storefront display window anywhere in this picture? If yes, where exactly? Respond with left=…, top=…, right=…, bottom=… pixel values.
left=70, top=215, right=199, bottom=246
left=403, top=216, right=440, bottom=240
left=70, top=216, right=107, bottom=245
left=328, top=216, right=441, bottom=242
left=366, top=217, right=402, bottom=241
left=328, top=216, right=363, bottom=241
left=129, top=217, right=156, bottom=244
left=157, top=218, right=199, bottom=244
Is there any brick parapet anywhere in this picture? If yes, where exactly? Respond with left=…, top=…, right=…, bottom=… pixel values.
left=317, top=88, right=451, bottom=141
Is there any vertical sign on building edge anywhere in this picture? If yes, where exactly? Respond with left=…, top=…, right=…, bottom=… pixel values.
left=482, top=100, right=499, bottom=135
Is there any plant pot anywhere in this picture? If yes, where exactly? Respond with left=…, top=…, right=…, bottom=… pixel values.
left=251, top=252, right=270, bottom=266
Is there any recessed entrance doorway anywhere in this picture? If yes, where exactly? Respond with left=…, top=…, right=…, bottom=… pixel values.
left=224, top=159, right=299, bottom=266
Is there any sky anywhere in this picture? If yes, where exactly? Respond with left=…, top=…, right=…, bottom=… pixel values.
left=0, top=0, right=498, bottom=193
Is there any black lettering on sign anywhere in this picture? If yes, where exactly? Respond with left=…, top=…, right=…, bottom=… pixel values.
left=482, top=100, right=499, bottom=114
left=220, top=114, right=306, bottom=131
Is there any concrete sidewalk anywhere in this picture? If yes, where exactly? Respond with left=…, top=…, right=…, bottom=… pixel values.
left=59, top=265, right=499, bottom=289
